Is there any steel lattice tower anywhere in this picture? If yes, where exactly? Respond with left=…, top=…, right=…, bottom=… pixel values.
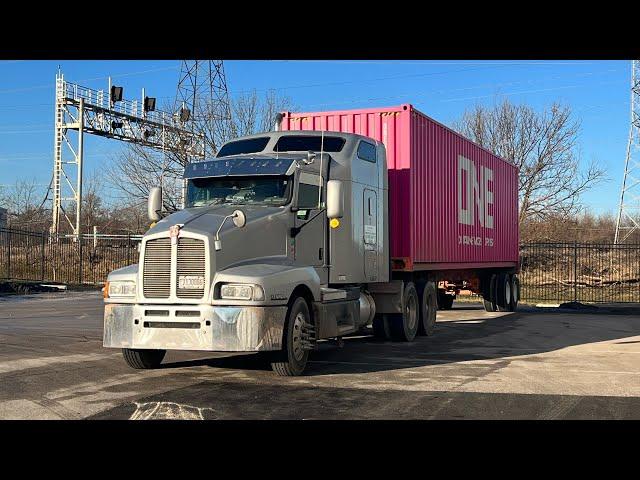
left=175, top=61, right=231, bottom=157
left=615, top=61, right=640, bottom=244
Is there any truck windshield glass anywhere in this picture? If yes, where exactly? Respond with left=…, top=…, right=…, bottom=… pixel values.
left=186, top=176, right=292, bottom=207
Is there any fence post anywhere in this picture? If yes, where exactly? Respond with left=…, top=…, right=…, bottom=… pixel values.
left=41, top=233, right=45, bottom=281
left=78, top=235, right=83, bottom=285
left=7, top=230, right=11, bottom=280
left=573, top=241, right=578, bottom=303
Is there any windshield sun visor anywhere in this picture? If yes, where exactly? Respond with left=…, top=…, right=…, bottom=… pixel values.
left=184, top=158, right=297, bottom=179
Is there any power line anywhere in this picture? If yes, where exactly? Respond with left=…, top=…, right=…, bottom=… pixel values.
left=0, top=65, right=179, bottom=96
left=300, top=68, right=624, bottom=110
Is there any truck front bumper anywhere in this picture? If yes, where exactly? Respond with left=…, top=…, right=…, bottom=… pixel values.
left=103, top=303, right=287, bottom=352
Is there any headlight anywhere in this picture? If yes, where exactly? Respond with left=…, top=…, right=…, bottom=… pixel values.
left=220, top=283, right=265, bottom=301
left=108, top=281, right=137, bottom=298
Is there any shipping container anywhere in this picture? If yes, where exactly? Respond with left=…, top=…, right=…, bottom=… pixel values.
left=280, top=104, right=519, bottom=271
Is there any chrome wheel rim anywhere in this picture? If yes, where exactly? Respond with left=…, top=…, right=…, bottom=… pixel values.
left=291, top=312, right=305, bottom=362
left=505, top=281, right=511, bottom=305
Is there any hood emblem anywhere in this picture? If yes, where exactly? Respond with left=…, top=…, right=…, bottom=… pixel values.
left=169, top=224, right=182, bottom=245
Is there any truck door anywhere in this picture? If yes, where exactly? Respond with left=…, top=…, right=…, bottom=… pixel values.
left=363, top=188, right=378, bottom=281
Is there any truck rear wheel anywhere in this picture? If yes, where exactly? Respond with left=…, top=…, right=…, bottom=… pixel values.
left=372, top=314, right=391, bottom=340
left=389, top=282, right=419, bottom=342
left=271, top=297, right=310, bottom=376
left=496, top=273, right=512, bottom=312
left=482, top=274, right=497, bottom=312
left=419, top=281, right=437, bottom=336
left=510, top=275, right=520, bottom=311
left=122, top=348, right=166, bottom=369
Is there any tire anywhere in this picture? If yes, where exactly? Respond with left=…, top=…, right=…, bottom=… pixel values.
left=437, top=291, right=454, bottom=310
left=271, top=297, right=311, bottom=376
left=496, top=272, right=512, bottom=312
left=482, top=274, right=497, bottom=312
left=510, top=275, right=520, bottom=311
left=372, top=314, right=391, bottom=340
left=122, top=348, right=166, bottom=369
left=389, top=282, right=419, bottom=342
left=419, top=281, right=438, bottom=336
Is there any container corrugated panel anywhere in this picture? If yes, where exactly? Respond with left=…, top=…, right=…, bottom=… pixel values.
left=281, top=104, right=519, bottom=268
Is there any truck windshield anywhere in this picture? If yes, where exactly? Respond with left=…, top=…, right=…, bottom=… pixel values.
left=186, top=176, right=292, bottom=208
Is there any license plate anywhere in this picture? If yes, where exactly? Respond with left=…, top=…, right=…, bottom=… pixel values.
left=178, top=275, right=205, bottom=289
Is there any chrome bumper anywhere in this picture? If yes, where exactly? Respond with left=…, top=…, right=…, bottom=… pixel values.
left=103, top=303, right=287, bottom=352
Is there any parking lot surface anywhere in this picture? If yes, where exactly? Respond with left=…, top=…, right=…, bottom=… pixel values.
left=1, top=292, right=640, bottom=419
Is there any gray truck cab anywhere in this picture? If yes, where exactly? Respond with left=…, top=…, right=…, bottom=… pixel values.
left=103, top=130, right=392, bottom=375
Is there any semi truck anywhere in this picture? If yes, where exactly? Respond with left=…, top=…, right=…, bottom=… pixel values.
left=103, top=104, right=519, bottom=376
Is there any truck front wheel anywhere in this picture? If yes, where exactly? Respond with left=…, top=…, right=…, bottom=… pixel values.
left=271, top=297, right=310, bottom=376
left=122, top=348, right=166, bottom=369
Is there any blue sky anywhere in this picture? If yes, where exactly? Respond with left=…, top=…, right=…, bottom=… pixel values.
left=0, top=60, right=630, bottom=215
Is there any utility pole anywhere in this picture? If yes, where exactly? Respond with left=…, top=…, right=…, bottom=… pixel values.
left=615, top=60, right=640, bottom=244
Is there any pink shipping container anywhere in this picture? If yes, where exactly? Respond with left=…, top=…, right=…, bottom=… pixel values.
left=280, top=104, right=519, bottom=272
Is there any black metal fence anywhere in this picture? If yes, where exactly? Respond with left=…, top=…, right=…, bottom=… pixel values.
left=0, top=227, right=141, bottom=285
left=519, top=242, right=640, bottom=303
left=2, top=228, right=640, bottom=303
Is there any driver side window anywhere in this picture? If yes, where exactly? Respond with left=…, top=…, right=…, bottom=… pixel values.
left=297, top=172, right=320, bottom=209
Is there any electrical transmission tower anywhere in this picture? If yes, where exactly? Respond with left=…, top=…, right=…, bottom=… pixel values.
left=615, top=60, right=640, bottom=244
left=175, top=61, right=232, bottom=157
left=51, top=70, right=204, bottom=237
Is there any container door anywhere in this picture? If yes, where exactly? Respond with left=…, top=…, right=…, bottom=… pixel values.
left=363, top=189, right=378, bottom=281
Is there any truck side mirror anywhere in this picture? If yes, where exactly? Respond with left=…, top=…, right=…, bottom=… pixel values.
left=326, top=180, right=343, bottom=219
left=148, top=187, right=163, bottom=222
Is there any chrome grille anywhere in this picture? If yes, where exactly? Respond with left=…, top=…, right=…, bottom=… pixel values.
left=176, top=238, right=206, bottom=299
left=143, top=238, right=171, bottom=298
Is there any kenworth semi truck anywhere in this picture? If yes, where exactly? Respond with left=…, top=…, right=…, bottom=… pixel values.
left=103, top=104, right=519, bottom=376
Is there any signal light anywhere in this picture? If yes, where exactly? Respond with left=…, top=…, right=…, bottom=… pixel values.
left=110, top=86, right=123, bottom=103
left=144, top=96, right=156, bottom=112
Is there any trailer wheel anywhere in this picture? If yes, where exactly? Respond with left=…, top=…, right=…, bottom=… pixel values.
left=372, top=314, right=391, bottom=340
left=437, top=291, right=454, bottom=310
left=389, top=282, right=419, bottom=342
left=496, top=273, right=512, bottom=312
left=122, top=348, right=166, bottom=369
left=419, top=281, right=438, bottom=336
left=510, top=275, right=520, bottom=311
left=482, top=274, right=497, bottom=312
left=271, top=297, right=310, bottom=376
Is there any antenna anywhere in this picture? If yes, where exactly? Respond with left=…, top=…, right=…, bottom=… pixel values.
left=317, top=129, right=325, bottom=208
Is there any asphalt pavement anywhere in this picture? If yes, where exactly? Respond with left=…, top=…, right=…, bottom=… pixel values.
left=1, top=291, right=640, bottom=420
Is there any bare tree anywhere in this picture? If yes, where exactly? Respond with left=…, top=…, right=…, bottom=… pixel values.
left=0, top=178, right=50, bottom=231
left=454, top=99, right=606, bottom=224
left=107, top=90, right=296, bottom=209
